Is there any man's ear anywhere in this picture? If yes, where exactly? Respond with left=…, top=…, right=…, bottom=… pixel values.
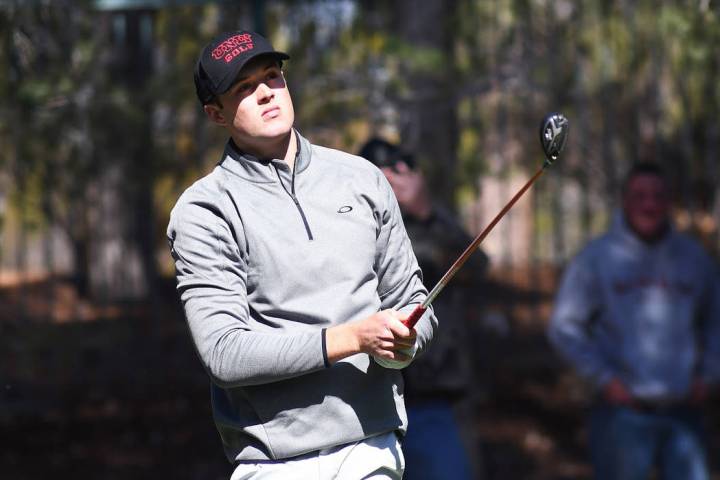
left=204, top=104, right=226, bottom=126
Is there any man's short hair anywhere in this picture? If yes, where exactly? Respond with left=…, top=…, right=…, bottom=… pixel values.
left=622, top=162, right=668, bottom=195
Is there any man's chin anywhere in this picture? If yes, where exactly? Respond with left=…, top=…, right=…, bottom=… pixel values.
left=633, top=222, right=669, bottom=243
left=258, top=124, right=293, bottom=140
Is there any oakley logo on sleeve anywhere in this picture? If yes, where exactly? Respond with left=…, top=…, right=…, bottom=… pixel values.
left=337, top=206, right=353, bottom=213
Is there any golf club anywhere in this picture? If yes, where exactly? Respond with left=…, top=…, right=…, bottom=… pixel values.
left=402, top=112, right=569, bottom=329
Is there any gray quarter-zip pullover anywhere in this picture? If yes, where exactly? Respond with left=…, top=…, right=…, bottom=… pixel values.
left=167, top=132, right=437, bottom=461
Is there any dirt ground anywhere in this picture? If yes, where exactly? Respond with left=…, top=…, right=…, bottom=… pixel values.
left=1, top=272, right=718, bottom=479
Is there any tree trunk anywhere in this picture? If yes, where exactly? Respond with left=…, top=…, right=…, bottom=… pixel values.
left=395, top=0, right=459, bottom=209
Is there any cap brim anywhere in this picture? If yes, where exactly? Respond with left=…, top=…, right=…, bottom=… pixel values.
left=215, top=51, right=290, bottom=96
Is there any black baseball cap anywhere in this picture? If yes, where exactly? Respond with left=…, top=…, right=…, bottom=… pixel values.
left=194, top=30, right=289, bottom=105
left=359, top=137, right=416, bottom=170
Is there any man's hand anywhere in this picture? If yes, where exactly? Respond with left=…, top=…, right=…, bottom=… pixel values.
left=603, top=378, right=635, bottom=406
left=381, top=162, right=432, bottom=221
left=325, top=309, right=417, bottom=365
left=353, top=309, right=417, bottom=361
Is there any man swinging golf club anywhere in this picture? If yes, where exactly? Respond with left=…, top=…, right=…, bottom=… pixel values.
left=167, top=30, right=438, bottom=479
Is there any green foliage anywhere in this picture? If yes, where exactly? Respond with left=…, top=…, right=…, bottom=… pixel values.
left=1, top=0, right=719, bottom=278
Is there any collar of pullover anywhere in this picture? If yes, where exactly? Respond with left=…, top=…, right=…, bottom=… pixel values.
left=610, top=210, right=674, bottom=251
left=220, top=130, right=312, bottom=183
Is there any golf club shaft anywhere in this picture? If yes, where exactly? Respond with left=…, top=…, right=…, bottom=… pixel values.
left=402, top=164, right=548, bottom=328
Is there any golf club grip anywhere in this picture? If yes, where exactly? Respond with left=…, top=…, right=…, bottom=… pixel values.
left=402, top=304, right=426, bottom=329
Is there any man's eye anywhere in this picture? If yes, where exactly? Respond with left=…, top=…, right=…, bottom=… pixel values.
left=266, top=71, right=279, bottom=80
left=237, top=83, right=251, bottom=93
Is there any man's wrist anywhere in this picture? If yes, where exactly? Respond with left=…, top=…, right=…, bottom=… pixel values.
left=325, top=323, right=361, bottom=364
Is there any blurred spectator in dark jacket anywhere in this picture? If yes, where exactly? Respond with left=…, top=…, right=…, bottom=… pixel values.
left=548, top=162, right=720, bottom=480
left=360, top=137, right=489, bottom=480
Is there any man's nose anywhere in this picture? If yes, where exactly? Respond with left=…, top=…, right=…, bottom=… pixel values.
left=256, top=82, right=274, bottom=102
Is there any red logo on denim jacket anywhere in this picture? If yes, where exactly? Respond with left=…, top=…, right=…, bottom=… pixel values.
left=612, top=276, right=694, bottom=296
left=211, top=34, right=254, bottom=63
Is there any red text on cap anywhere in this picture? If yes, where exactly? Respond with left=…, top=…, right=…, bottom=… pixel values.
left=211, top=34, right=254, bottom=63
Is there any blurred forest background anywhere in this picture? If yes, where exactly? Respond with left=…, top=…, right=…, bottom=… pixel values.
left=1, top=0, right=719, bottom=479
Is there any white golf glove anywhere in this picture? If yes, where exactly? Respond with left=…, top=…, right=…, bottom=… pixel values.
left=373, top=341, right=418, bottom=370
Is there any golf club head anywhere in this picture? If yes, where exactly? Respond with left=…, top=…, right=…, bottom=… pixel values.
left=539, top=113, right=569, bottom=165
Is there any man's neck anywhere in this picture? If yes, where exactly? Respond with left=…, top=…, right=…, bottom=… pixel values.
left=631, top=222, right=671, bottom=245
left=233, top=130, right=297, bottom=170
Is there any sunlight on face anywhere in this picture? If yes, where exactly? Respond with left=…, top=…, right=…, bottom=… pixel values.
left=216, top=56, right=295, bottom=148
